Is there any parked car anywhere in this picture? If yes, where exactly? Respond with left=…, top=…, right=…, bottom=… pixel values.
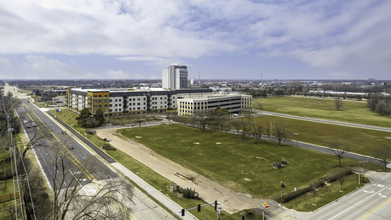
left=26, top=124, right=31, bottom=128
left=23, top=120, right=28, bottom=124
left=67, top=145, right=74, bottom=150
left=32, top=123, right=36, bottom=127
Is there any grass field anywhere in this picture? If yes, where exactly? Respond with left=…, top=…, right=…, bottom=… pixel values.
left=50, top=109, right=240, bottom=219
left=284, top=174, right=368, bottom=212
left=254, top=96, right=391, bottom=128
left=254, top=115, right=391, bottom=157
left=118, top=124, right=359, bottom=199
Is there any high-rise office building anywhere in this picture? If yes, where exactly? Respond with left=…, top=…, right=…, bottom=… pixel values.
left=162, top=64, right=188, bottom=89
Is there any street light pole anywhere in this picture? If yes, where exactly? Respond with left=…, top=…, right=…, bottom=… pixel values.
left=294, top=133, right=298, bottom=146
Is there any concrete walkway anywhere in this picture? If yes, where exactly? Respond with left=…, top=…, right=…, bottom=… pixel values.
left=112, top=162, right=197, bottom=220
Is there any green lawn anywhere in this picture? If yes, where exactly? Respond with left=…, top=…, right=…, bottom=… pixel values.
left=50, top=109, right=240, bottom=219
left=118, top=124, right=359, bottom=199
left=254, top=96, right=391, bottom=128
left=254, top=116, right=391, bottom=157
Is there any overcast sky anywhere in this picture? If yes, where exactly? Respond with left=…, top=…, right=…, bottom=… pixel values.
left=0, top=0, right=390, bottom=80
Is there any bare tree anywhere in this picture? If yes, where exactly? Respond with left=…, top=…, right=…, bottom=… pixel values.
left=372, top=144, right=391, bottom=171
left=273, top=121, right=291, bottom=145
left=338, top=171, right=346, bottom=191
left=253, top=120, right=263, bottom=143
left=329, top=143, right=350, bottom=167
left=133, top=116, right=145, bottom=127
left=266, top=122, right=271, bottom=139
left=52, top=152, right=133, bottom=220
left=22, top=127, right=43, bottom=158
left=334, top=96, right=343, bottom=111
left=230, top=119, right=242, bottom=132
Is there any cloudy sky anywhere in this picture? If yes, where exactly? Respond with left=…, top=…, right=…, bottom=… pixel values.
left=0, top=0, right=390, bottom=80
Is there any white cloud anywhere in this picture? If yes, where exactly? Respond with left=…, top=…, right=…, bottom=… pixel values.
left=0, top=57, right=10, bottom=65
left=0, top=0, right=390, bottom=78
left=20, top=55, right=100, bottom=79
left=328, top=71, right=353, bottom=79
left=106, top=70, right=146, bottom=79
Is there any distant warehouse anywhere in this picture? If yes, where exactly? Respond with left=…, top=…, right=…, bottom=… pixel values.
left=66, top=88, right=252, bottom=117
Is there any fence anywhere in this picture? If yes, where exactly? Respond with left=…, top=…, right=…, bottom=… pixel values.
left=0, top=191, right=19, bottom=204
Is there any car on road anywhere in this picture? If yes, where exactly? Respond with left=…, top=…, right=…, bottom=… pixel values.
left=67, top=145, right=74, bottom=150
left=27, top=100, right=30, bottom=103
left=23, top=120, right=28, bottom=124
left=26, top=124, right=31, bottom=128
left=36, top=140, right=41, bottom=146
left=32, top=123, right=36, bottom=127
left=61, top=130, right=67, bottom=135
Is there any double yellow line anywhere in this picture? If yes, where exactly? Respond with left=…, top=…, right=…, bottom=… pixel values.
left=26, top=111, right=135, bottom=219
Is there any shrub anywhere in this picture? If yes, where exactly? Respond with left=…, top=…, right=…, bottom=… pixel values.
left=276, top=168, right=352, bottom=203
left=102, top=144, right=116, bottom=151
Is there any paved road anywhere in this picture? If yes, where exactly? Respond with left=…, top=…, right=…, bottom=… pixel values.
left=302, top=172, right=391, bottom=220
left=253, top=110, right=391, bottom=133
left=5, top=85, right=180, bottom=220
left=16, top=98, right=117, bottom=189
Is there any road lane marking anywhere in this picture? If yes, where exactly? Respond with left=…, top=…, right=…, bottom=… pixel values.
left=328, top=185, right=390, bottom=220
left=358, top=197, right=391, bottom=220
left=363, top=190, right=374, bottom=193
left=22, top=103, right=30, bottom=109
left=378, top=193, right=387, bottom=198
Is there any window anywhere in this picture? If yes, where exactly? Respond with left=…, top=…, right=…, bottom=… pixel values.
left=143, top=102, right=145, bottom=105
left=160, top=97, right=162, bottom=100
left=99, top=100, right=101, bottom=103
left=94, top=95, right=97, bottom=98
left=109, top=104, right=112, bottom=107
left=143, top=107, right=146, bottom=109
left=105, top=95, right=108, bottom=97
left=137, top=107, right=140, bottom=110
left=137, top=103, right=140, bottom=106
left=133, top=98, right=135, bottom=101
left=115, top=99, right=117, bottom=102
left=137, top=98, right=140, bottom=101
left=119, top=104, right=121, bottom=107
left=143, top=98, right=146, bottom=101
left=115, top=104, right=117, bottom=107
left=109, top=99, right=112, bottom=102
left=99, top=95, right=101, bottom=97
left=94, top=100, right=97, bottom=103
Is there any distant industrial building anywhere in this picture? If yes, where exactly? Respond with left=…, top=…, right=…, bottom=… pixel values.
left=162, top=64, right=188, bottom=90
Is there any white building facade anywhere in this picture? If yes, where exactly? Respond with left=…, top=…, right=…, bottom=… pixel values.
left=162, top=64, right=188, bottom=89
left=177, top=94, right=252, bottom=116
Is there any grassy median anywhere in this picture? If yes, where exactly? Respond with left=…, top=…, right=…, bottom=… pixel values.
left=254, top=96, right=391, bottom=128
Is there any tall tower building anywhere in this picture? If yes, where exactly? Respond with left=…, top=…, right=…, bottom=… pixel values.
left=162, top=64, right=188, bottom=89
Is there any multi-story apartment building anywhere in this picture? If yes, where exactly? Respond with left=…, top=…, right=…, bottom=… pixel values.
left=66, top=88, right=211, bottom=117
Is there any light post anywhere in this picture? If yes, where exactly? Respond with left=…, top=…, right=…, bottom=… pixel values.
left=293, top=133, right=298, bottom=146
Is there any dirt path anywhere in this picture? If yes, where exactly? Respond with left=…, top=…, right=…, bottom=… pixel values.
left=96, top=128, right=267, bottom=214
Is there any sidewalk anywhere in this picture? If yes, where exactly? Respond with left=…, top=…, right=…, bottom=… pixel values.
left=113, top=162, right=197, bottom=220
